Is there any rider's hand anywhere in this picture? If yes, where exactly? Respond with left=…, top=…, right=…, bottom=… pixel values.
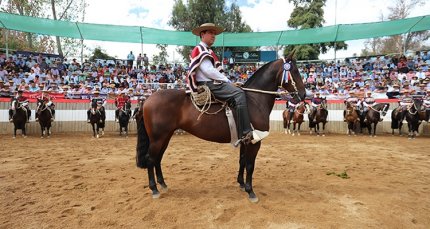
left=233, top=82, right=243, bottom=87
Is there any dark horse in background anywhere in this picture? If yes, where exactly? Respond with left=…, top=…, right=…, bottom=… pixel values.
left=391, top=105, right=405, bottom=136
left=362, top=103, right=390, bottom=137
left=136, top=53, right=306, bottom=202
left=36, top=98, right=53, bottom=138
left=345, top=101, right=360, bottom=136
left=282, top=102, right=310, bottom=136
left=11, top=100, right=29, bottom=138
left=309, top=98, right=328, bottom=136
left=404, top=99, right=422, bottom=139
left=118, top=101, right=132, bottom=137
left=89, top=101, right=105, bottom=138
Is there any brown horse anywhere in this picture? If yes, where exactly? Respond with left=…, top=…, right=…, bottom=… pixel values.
left=345, top=102, right=360, bottom=136
left=136, top=54, right=306, bottom=202
left=283, top=102, right=310, bottom=136
left=309, top=98, right=328, bottom=136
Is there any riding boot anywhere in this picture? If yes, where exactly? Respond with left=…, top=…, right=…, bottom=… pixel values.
left=27, top=109, right=31, bottom=123
left=51, top=109, right=55, bottom=121
left=235, top=105, right=254, bottom=145
left=9, top=109, right=13, bottom=122
left=87, top=110, right=91, bottom=123
left=343, top=110, right=346, bottom=122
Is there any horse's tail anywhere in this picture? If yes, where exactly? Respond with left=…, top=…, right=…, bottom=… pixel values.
left=136, top=114, right=150, bottom=169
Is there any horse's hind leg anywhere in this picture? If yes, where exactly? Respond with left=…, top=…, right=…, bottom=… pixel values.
left=41, top=125, right=45, bottom=138
left=13, top=127, right=17, bottom=139
left=297, top=122, right=302, bottom=136
left=146, top=132, right=174, bottom=198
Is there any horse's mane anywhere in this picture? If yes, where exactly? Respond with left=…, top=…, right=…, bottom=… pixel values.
left=242, top=59, right=278, bottom=88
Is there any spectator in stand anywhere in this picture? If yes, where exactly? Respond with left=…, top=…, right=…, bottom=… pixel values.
left=28, top=80, right=40, bottom=92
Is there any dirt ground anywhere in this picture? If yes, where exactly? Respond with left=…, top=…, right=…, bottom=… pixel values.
left=1, top=131, right=429, bottom=229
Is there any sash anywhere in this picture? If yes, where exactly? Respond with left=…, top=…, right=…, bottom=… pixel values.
left=187, top=44, right=223, bottom=92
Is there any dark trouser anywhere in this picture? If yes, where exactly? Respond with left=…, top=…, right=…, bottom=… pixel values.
left=199, top=81, right=253, bottom=138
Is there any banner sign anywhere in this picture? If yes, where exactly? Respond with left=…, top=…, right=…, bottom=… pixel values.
left=232, top=51, right=260, bottom=63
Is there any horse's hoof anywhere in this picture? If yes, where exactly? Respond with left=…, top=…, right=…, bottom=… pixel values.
left=297, top=133, right=301, bottom=136
left=13, top=136, right=16, bottom=139
left=248, top=193, right=259, bottom=203
left=239, top=185, right=246, bottom=192
left=152, top=191, right=161, bottom=199
left=322, top=134, right=325, bottom=137
left=96, top=135, right=99, bottom=138
left=159, top=184, right=168, bottom=192
left=23, top=136, right=27, bottom=138
left=41, top=136, right=44, bottom=139
left=292, top=133, right=295, bottom=136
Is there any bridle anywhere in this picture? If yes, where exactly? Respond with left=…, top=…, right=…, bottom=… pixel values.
left=242, top=58, right=300, bottom=99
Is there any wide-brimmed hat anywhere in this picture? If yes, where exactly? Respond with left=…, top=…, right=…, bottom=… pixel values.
left=192, top=23, right=224, bottom=36
left=93, top=90, right=100, bottom=94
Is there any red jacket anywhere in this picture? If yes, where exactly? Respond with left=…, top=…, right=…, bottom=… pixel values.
left=115, top=96, right=129, bottom=109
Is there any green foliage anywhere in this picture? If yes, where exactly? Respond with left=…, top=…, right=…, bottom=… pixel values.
left=361, top=0, right=429, bottom=56
left=326, top=171, right=350, bottom=179
left=285, top=0, right=347, bottom=60
left=89, top=47, right=115, bottom=61
left=169, top=0, right=254, bottom=62
left=152, top=44, right=169, bottom=66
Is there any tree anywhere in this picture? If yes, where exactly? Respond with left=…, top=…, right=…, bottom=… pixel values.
left=88, top=47, right=115, bottom=62
left=152, top=44, right=169, bottom=66
left=361, top=0, right=429, bottom=56
left=50, top=0, right=88, bottom=57
left=169, top=0, right=253, bottom=62
left=0, top=0, right=48, bottom=50
left=284, top=0, right=347, bottom=60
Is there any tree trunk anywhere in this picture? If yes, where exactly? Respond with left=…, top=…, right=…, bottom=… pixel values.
left=51, top=0, right=64, bottom=56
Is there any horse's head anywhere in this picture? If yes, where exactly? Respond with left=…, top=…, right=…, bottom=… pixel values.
left=37, top=98, right=45, bottom=110
left=281, top=50, right=306, bottom=101
left=320, top=97, right=327, bottom=109
left=413, top=98, right=423, bottom=112
left=381, top=103, right=390, bottom=117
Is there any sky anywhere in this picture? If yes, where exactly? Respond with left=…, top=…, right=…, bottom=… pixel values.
left=81, top=0, right=430, bottom=62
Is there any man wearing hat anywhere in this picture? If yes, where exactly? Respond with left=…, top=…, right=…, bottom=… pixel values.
left=87, top=90, right=106, bottom=123
left=9, top=90, right=31, bottom=122
left=36, top=90, right=55, bottom=121
left=398, top=89, right=413, bottom=114
left=309, top=91, right=324, bottom=122
left=362, top=91, right=382, bottom=122
left=343, top=91, right=361, bottom=122
left=187, top=23, right=267, bottom=145
left=114, top=91, right=130, bottom=123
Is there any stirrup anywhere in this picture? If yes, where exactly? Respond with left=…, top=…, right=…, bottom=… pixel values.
left=233, top=132, right=254, bottom=147
left=35, top=118, right=39, bottom=122
left=87, top=120, right=91, bottom=123
left=9, top=118, right=13, bottom=122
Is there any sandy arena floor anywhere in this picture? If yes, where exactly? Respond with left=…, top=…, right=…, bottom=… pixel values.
left=1, top=131, right=429, bottom=228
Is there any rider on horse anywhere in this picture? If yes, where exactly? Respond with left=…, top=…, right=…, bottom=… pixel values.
left=286, top=95, right=302, bottom=113
left=309, top=91, right=323, bottom=122
left=343, top=91, right=361, bottom=121
left=115, top=91, right=130, bottom=123
left=362, top=91, right=382, bottom=122
left=36, top=90, right=55, bottom=121
left=398, top=89, right=414, bottom=115
left=188, top=23, right=268, bottom=144
left=9, top=90, right=31, bottom=123
left=423, top=89, right=430, bottom=121
left=87, top=90, right=106, bottom=123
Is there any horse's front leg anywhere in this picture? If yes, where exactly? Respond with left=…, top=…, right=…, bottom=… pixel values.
left=147, top=165, right=160, bottom=198
left=40, top=125, right=45, bottom=138
left=91, top=123, right=96, bottom=138
left=297, top=122, right=302, bottom=136
left=292, top=122, right=297, bottom=136
left=13, top=126, right=17, bottom=139
left=154, top=162, right=168, bottom=191
left=237, top=146, right=246, bottom=191
left=244, top=143, right=261, bottom=203
left=22, top=125, right=27, bottom=138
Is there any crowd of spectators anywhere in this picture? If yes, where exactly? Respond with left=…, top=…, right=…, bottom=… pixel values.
left=0, top=53, right=188, bottom=100
left=1, top=50, right=430, bottom=101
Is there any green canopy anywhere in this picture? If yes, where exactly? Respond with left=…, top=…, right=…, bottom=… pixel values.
left=0, top=11, right=429, bottom=47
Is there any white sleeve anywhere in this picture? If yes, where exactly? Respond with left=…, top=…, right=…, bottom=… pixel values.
left=102, top=100, right=107, bottom=107
left=199, top=58, right=229, bottom=82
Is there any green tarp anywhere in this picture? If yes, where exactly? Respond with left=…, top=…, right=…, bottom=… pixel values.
left=0, top=11, right=429, bottom=47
